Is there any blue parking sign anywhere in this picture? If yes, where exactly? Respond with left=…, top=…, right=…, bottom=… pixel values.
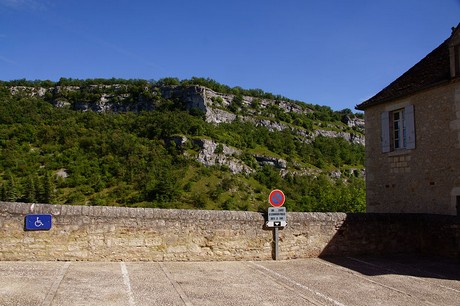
left=25, top=214, right=52, bottom=231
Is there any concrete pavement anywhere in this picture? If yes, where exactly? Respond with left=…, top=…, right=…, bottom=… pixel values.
left=0, top=256, right=459, bottom=306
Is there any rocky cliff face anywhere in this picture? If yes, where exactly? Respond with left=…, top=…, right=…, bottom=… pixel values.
left=191, top=138, right=252, bottom=174
left=157, top=85, right=365, bottom=145
left=9, top=84, right=364, bottom=144
left=8, top=83, right=365, bottom=175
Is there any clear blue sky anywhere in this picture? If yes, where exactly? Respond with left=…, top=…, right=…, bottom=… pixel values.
left=1, top=0, right=459, bottom=110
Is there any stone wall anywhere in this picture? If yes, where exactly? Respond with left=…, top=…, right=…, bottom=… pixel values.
left=0, top=202, right=458, bottom=261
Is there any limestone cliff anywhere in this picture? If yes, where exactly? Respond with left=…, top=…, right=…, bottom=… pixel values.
left=8, top=83, right=365, bottom=175
left=8, top=84, right=364, bottom=146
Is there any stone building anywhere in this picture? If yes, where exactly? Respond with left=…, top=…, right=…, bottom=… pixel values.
left=356, top=24, right=460, bottom=215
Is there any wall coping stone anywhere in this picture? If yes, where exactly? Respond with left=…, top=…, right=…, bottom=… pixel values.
left=2, top=202, right=458, bottom=224
left=2, top=202, right=459, bottom=224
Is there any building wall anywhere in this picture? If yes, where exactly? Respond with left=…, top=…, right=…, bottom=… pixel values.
left=364, top=81, right=460, bottom=215
left=0, top=202, right=458, bottom=261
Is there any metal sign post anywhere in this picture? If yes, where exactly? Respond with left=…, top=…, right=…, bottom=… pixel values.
left=267, top=190, right=286, bottom=260
left=273, top=227, right=279, bottom=260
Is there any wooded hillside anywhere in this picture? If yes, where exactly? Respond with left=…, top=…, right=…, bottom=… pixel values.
left=0, top=78, right=365, bottom=212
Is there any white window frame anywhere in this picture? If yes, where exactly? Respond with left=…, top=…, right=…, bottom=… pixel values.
left=391, top=109, right=405, bottom=150
left=381, top=105, right=415, bottom=153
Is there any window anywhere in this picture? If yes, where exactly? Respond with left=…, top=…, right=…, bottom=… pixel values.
left=391, top=109, right=405, bottom=150
left=380, top=105, right=415, bottom=153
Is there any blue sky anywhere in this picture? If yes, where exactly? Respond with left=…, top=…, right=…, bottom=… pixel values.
left=0, top=0, right=459, bottom=110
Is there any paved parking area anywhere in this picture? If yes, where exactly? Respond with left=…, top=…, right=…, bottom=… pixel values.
left=0, top=256, right=459, bottom=306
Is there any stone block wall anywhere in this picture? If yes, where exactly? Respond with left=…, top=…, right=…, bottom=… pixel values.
left=0, top=202, right=458, bottom=261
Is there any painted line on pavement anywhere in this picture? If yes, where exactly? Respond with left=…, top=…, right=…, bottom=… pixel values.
left=316, top=258, right=438, bottom=306
left=244, top=262, right=325, bottom=305
left=249, top=261, right=345, bottom=306
left=315, top=258, right=413, bottom=297
left=159, top=262, right=194, bottom=306
left=41, top=262, right=70, bottom=306
left=120, top=262, right=136, bottom=306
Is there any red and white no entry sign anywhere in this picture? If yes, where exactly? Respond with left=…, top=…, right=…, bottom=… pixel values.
left=269, top=189, right=285, bottom=207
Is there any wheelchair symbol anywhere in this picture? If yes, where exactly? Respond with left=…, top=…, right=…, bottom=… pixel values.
left=25, top=214, right=52, bottom=231
left=34, top=217, right=44, bottom=227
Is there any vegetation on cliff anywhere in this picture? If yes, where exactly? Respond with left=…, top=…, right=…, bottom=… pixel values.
left=0, top=78, right=365, bottom=212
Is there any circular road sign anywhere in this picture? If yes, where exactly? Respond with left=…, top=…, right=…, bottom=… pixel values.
left=269, top=189, right=285, bottom=207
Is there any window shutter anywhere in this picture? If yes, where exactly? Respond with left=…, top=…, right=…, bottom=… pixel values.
left=381, top=111, right=390, bottom=153
left=405, top=104, right=416, bottom=149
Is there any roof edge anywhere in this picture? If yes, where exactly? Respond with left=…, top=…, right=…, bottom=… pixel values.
left=355, top=79, right=452, bottom=110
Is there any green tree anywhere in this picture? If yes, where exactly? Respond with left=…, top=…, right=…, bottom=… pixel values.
left=4, top=173, right=18, bottom=202
left=24, top=175, right=38, bottom=203
left=229, top=94, right=243, bottom=112
left=42, top=172, right=55, bottom=204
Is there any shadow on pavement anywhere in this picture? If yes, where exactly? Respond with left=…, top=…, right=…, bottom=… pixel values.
left=320, top=255, right=460, bottom=281
left=317, top=213, right=460, bottom=281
